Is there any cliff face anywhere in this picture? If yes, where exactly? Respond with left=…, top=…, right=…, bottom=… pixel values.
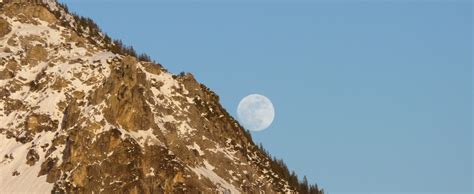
left=0, top=1, right=322, bottom=193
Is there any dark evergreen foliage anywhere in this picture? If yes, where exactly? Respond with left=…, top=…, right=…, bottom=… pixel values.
left=258, top=144, right=324, bottom=194
left=52, top=2, right=153, bottom=62
left=138, top=53, right=152, bottom=62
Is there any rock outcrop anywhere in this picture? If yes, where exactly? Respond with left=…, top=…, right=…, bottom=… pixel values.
left=0, top=17, right=10, bottom=37
left=0, top=0, right=324, bottom=193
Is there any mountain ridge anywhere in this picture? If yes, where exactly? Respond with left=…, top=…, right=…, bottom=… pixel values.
left=0, top=0, right=324, bottom=193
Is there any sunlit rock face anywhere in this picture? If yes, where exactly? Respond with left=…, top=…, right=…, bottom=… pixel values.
left=0, top=0, right=324, bottom=193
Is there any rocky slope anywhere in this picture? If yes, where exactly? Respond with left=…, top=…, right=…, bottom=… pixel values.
left=0, top=0, right=323, bottom=193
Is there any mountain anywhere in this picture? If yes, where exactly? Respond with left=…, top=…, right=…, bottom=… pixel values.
left=0, top=0, right=324, bottom=193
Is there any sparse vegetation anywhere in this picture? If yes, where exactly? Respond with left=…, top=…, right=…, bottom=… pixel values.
left=51, top=2, right=154, bottom=63
left=258, top=143, right=324, bottom=194
left=199, top=83, right=324, bottom=193
left=138, top=53, right=152, bottom=62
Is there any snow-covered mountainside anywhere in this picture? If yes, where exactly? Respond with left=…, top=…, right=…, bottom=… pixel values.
left=0, top=0, right=323, bottom=193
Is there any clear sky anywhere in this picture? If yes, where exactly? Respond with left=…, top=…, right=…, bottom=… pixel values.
left=59, top=0, right=472, bottom=193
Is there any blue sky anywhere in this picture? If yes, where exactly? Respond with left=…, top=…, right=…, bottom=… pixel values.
left=60, top=0, right=472, bottom=193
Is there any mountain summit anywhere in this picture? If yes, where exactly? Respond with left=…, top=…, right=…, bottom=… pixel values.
left=0, top=0, right=323, bottom=193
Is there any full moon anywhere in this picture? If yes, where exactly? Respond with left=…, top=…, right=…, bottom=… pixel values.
left=237, top=94, right=275, bottom=132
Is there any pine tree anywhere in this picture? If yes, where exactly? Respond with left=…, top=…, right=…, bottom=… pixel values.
left=138, top=53, right=152, bottom=62
left=301, top=176, right=309, bottom=193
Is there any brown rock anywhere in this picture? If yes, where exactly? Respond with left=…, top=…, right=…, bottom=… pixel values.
left=24, top=45, right=48, bottom=66
left=5, top=60, right=20, bottom=73
left=19, top=35, right=45, bottom=49
left=51, top=77, right=70, bottom=91
left=31, top=6, right=57, bottom=24
left=95, top=57, right=155, bottom=132
left=12, top=170, right=20, bottom=176
left=67, top=31, right=86, bottom=45
left=26, top=116, right=39, bottom=131
left=25, top=113, right=58, bottom=134
left=7, top=36, right=17, bottom=46
left=3, top=99, right=25, bottom=115
left=61, top=99, right=80, bottom=130
left=3, top=47, right=12, bottom=53
left=0, top=70, right=14, bottom=80
left=0, top=17, right=11, bottom=37
left=0, top=88, right=10, bottom=99
left=141, top=62, right=163, bottom=75
left=26, top=149, right=39, bottom=166
left=3, top=3, right=57, bottom=24
left=72, top=91, right=85, bottom=99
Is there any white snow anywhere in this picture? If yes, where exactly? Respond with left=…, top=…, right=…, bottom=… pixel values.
left=177, top=121, right=197, bottom=136
left=117, top=127, right=161, bottom=147
left=15, top=62, right=48, bottom=83
left=190, top=160, right=240, bottom=194
left=42, top=0, right=59, bottom=12
left=9, top=20, right=64, bottom=46
left=186, top=142, right=204, bottom=156
left=87, top=51, right=115, bottom=63
left=146, top=167, right=155, bottom=177
left=0, top=134, right=54, bottom=194
left=138, top=62, right=198, bottom=135
left=208, top=145, right=238, bottom=162
left=34, top=88, right=65, bottom=121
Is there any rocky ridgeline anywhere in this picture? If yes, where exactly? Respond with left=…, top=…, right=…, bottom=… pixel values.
left=0, top=0, right=323, bottom=193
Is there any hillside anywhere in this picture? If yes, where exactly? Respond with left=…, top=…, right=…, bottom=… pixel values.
left=0, top=0, right=323, bottom=193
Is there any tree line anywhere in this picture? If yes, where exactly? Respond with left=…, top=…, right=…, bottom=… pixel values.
left=258, top=143, right=324, bottom=194
left=53, top=2, right=154, bottom=63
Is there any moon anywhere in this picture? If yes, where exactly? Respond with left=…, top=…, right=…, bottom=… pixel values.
left=237, top=94, right=275, bottom=132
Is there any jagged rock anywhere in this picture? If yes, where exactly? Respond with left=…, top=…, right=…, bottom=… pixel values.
left=12, top=170, right=20, bottom=176
left=24, top=45, right=48, bottom=65
left=5, top=60, right=20, bottom=73
left=0, top=17, right=11, bottom=37
left=0, top=69, right=14, bottom=79
left=3, top=2, right=57, bottom=24
left=26, top=149, right=40, bottom=166
left=25, top=113, right=58, bottom=133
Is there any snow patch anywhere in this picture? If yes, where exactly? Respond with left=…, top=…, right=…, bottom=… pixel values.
left=0, top=134, right=54, bottom=193
left=190, top=160, right=240, bottom=194
left=186, top=142, right=204, bottom=156
left=208, top=145, right=238, bottom=162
